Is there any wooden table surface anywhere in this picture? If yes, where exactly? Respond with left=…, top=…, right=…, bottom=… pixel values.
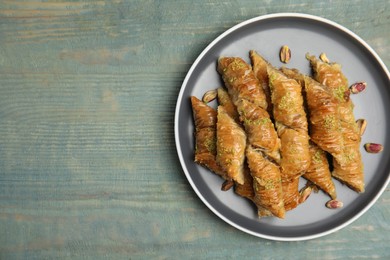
left=0, top=0, right=389, bottom=259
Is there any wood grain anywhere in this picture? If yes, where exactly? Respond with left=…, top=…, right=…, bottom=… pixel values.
left=0, top=0, right=389, bottom=259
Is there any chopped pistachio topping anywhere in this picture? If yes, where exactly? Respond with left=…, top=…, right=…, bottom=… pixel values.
left=228, top=77, right=237, bottom=83
left=230, top=59, right=246, bottom=71
left=204, top=137, right=216, bottom=154
left=333, top=85, right=347, bottom=102
left=255, top=177, right=275, bottom=190
left=323, top=115, right=337, bottom=130
left=344, top=151, right=356, bottom=163
left=224, top=158, right=233, bottom=165
left=243, top=117, right=271, bottom=126
left=268, top=73, right=277, bottom=86
left=278, top=92, right=294, bottom=110
left=218, top=145, right=235, bottom=155
left=312, top=149, right=323, bottom=164
left=290, top=146, right=299, bottom=153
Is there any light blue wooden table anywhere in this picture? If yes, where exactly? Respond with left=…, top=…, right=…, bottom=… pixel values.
left=0, top=1, right=389, bottom=259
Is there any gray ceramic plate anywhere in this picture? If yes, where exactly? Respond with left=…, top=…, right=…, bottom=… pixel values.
left=174, top=13, right=390, bottom=241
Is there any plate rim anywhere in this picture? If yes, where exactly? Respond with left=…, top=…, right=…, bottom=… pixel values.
left=174, top=12, right=390, bottom=241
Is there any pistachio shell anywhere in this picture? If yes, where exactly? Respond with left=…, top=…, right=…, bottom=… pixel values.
left=221, top=180, right=234, bottom=191
left=326, top=199, right=343, bottom=209
left=350, top=82, right=367, bottom=94
left=364, top=143, right=383, bottom=153
left=279, top=45, right=291, bottom=63
left=202, top=89, right=218, bottom=103
left=356, top=119, right=367, bottom=136
left=319, top=52, right=330, bottom=63
left=299, top=185, right=313, bottom=204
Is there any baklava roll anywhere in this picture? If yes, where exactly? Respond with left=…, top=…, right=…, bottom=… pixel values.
left=216, top=105, right=246, bottom=185
left=250, top=50, right=272, bottom=113
left=246, top=146, right=285, bottom=218
left=234, top=164, right=255, bottom=202
left=236, top=99, right=279, bottom=153
left=304, top=142, right=337, bottom=199
left=281, top=178, right=301, bottom=212
left=191, top=96, right=226, bottom=179
left=268, top=67, right=311, bottom=180
left=217, top=87, right=239, bottom=121
left=217, top=57, right=268, bottom=110
left=307, top=54, right=364, bottom=192
left=281, top=67, right=343, bottom=161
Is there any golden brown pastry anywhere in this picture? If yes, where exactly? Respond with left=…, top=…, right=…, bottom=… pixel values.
left=216, top=105, right=246, bottom=185
left=236, top=99, right=279, bottom=153
left=250, top=50, right=272, bottom=113
left=306, top=54, right=359, bottom=138
left=307, top=54, right=364, bottom=192
left=269, top=67, right=309, bottom=133
left=268, top=67, right=311, bottom=180
left=281, top=178, right=301, bottom=211
left=217, top=88, right=254, bottom=192
left=191, top=96, right=225, bottom=177
left=217, top=57, right=268, bottom=110
left=280, top=67, right=338, bottom=199
left=277, top=125, right=312, bottom=179
left=218, top=55, right=285, bottom=216
left=246, top=146, right=285, bottom=218
left=281, top=67, right=344, bottom=159
left=304, top=76, right=344, bottom=157
left=307, top=54, right=349, bottom=97
left=303, top=142, right=337, bottom=199
left=280, top=67, right=304, bottom=86
left=217, top=87, right=239, bottom=121
left=331, top=152, right=364, bottom=192
left=234, top=164, right=255, bottom=201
